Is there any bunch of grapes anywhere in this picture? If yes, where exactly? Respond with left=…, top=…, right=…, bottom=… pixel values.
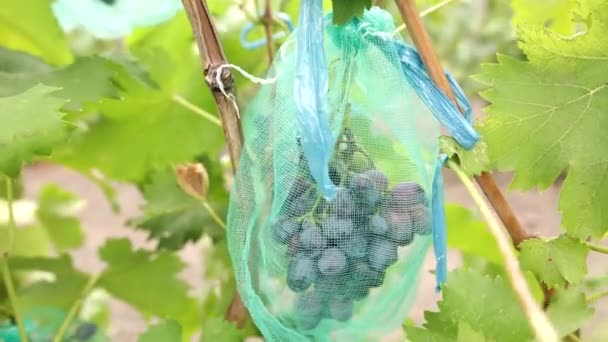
left=271, top=132, right=431, bottom=330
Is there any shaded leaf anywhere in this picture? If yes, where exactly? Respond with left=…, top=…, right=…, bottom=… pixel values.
left=36, top=184, right=84, bottom=251
left=138, top=320, right=182, bottom=342
left=446, top=204, right=501, bottom=265
left=519, top=235, right=589, bottom=288
left=546, top=286, right=594, bottom=337
left=331, top=0, right=372, bottom=25
left=0, top=84, right=67, bottom=176
left=0, top=0, right=72, bottom=65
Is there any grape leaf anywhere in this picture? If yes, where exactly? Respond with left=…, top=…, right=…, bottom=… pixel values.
left=0, top=84, right=67, bottom=176
left=331, top=0, right=372, bottom=25
left=55, top=13, right=223, bottom=182
left=138, top=320, right=182, bottom=342
left=97, top=239, right=199, bottom=330
left=546, top=286, right=594, bottom=337
left=132, top=157, right=228, bottom=250
left=0, top=224, right=51, bottom=257
left=0, top=0, right=72, bottom=65
left=440, top=136, right=490, bottom=176
left=446, top=204, right=501, bottom=265
left=10, top=255, right=88, bottom=311
left=36, top=184, right=84, bottom=251
left=201, top=318, right=248, bottom=342
left=456, top=322, right=487, bottom=342
left=0, top=48, right=116, bottom=111
left=512, top=0, right=575, bottom=34
left=405, top=268, right=533, bottom=342
left=476, top=0, right=608, bottom=239
left=519, top=235, right=589, bottom=288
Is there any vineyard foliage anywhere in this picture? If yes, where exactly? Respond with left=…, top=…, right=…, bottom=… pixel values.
left=0, top=0, right=606, bottom=341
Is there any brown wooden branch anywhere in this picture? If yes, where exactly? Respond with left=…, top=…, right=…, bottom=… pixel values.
left=262, top=0, right=275, bottom=63
left=393, top=0, right=532, bottom=246
left=181, top=0, right=249, bottom=327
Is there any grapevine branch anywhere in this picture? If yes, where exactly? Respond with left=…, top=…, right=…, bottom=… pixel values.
left=393, top=0, right=531, bottom=246
left=1, top=176, right=29, bottom=342
left=180, top=0, right=249, bottom=326
left=262, top=0, right=275, bottom=63
left=449, top=161, right=558, bottom=342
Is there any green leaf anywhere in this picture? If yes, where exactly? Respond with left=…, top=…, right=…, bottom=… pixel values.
left=36, top=184, right=84, bottom=251
left=546, top=287, right=594, bottom=337
left=0, top=0, right=72, bottom=65
left=10, top=255, right=88, bottom=311
left=201, top=318, right=247, bottom=342
left=97, top=239, right=199, bottom=332
left=56, top=14, right=223, bottom=181
left=0, top=84, right=67, bottom=176
left=0, top=48, right=116, bottom=112
left=519, top=235, right=589, bottom=288
left=512, top=0, right=576, bottom=34
left=138, top=320, right=182, bottom=342
left=440, top=136, right=490, bottom=176
left=132, top=157, right=228, bottom=250
left=446, top=204, right=501, bottom=265
left=331, top=0, right=372, bottom=25
left=0, top=224, right=51, bottom=258
left=405, top=268, right=533, bottom=342
left=476, top=1, right=608, bottom=239
left=456, top=322, right=487, bottom=342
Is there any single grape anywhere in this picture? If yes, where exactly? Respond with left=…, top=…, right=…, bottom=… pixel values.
left=410, top=204, right=431, bottom=235
left=321, top=217, right=354, bottom=241
left=317, top=248, right=347, bottom=275
left=314, top=274, right=350, bottom=300
left=367, top=237, right=398, bottom=271
left=287, top=254, right=316, bottom=292
left=294, top=292, right=323, bottom=330
left=388, top=182, right=426, bottom=208
left=328, top=299, right=354, bottom=322
left=74, top=322, right=97, bottom=339
left=363, top=170, right=388, bottom=191
left=300, top=225, right=328, bottom=252
left=341, top=235, right=368, bottom=259
left=273, top=218, right=301, bottom=244
left=352, top=261, right=384, bottom=288
left=287, top=235, right=302, bottom=257
left=350, top=173, right=373, bottom=192
left=384, top=210, right=414, bottom=246
left=329, top=189, right=355, bottom=218
left=369, top=214, right=389, bottom=236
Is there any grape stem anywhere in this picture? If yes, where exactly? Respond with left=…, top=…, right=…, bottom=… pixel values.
left=1, top=176, right=29, bottom=342
left=172, top=94, right=222, bottom=127
left=52, top=274, right=100, bottom=342
left=448, top=160, right=558, bottom=342
left=587, top=289, right=608, bottom=303
left=201, top=200, right=227, bottom=229
left=584, top=241, right=608, bottom=255
left=261, top=0, right=275, bottom=63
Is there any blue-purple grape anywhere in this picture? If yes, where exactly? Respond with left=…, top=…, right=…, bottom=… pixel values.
left=352, top=261, right=384, bottom=288
left=273, top=218, right=301, bottom=244
left=287, top=254, right=316, bottom=292
left=341, top=235, right=368, bottom=259
left=363, top=170, right=388, bottom=191
left=384, top=210, right=414, bottom=246
left=328, top=299, right=353, bottom=321
left=295, top=292, right=323, bottom=330
left=318, top=248, right=347, bottom=275
left=300, top=225, right=327, bottom=252
left=321, top=217, right=354, bottom=241
left=367, top=237, right=398, bottom=271
left=388, top=182, right=426, bottom=208
left=410, top=204, right=431, bottom=235
left=350, top=173, right=373, bottom=192
left=74, top=322, right=97, bottom=339
left=370, top=214, right=389, bottom=236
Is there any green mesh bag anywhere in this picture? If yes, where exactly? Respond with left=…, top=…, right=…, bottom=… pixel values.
left=227, top=4, right=478, bottom=341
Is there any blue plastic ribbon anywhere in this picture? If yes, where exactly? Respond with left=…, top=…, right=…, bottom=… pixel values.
left=293, top=0, right=338, bottom=199
left=240, top=12, right=295, bottom=50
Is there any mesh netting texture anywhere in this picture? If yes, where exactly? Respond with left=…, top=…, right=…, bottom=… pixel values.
left=227, top=7, right=444, bottom=341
